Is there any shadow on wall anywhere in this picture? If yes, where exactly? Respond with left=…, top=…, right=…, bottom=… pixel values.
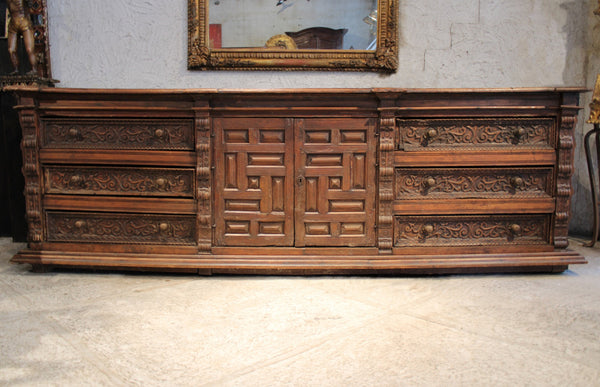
left=560, top=1, right=588, bottom=85
left=561, top=1, right=597, bottom=236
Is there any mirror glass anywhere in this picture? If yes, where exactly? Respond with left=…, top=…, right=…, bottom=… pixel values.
left=188, top=0, right=397, bottom=71
left=208, top=0, right=378, bottom=50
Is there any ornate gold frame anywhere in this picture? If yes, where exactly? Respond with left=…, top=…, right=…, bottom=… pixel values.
left=187, top=0, right=398, bottom=72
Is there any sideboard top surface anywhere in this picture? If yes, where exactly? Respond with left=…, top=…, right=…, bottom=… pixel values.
left=6, top=87, right=587, bottom=115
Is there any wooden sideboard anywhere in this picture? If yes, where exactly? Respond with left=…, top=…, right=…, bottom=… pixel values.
left=8, top=87, right=587, bottom=274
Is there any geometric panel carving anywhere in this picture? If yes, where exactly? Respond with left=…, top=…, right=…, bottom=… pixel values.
left=214, top=117, right=294, bottom=246
left=397, top=118, right=554, bottom=151
left=394, top=215, right=550, bottom=247
left=295, top=118, right=376, bottom=247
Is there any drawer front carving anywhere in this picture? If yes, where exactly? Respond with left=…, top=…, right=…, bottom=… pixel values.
left=46, top=211, right=196, bottom=245
left=394, top=215, right=550, bottom=247
left=395, top=167, right=553, bottom=199
left=397, top=118, right=554, bottom=151
left=45, top=167, right=194, bottom=197
left=42, top=119, right=194, bottom=150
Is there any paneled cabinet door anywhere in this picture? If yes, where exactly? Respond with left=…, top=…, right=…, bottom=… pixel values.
left=214, top=117, right=376, bottom=248
left=214, top=117, right=295, bottom=246
left=295, top=118, right=377, bottom=247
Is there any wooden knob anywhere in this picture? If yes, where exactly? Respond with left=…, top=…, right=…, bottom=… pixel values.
left=68, top=128, right=79, bottom=138
left=74, top=220, right=86, bottom=229
left=509, top=224, right=521, bottom=234
left=513, top=128, right=526, bottom=139
left=426, top=129, right=438, bottom=139
left=422, top=224, right=434, bottom=235
left=156, top=178, right=166, bottom=187
left=70, top=175, right=83, bottom=185
left=510, top=176, right=524, bottom=187
left=154, top=129, right=165, bottom=138
left=159, top=222, right=169, bottom=232
left=423, top=177, right=436, bottom=188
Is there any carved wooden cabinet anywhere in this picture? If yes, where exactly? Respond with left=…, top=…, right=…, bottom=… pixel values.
left=9, top=87, right=587, bottom=274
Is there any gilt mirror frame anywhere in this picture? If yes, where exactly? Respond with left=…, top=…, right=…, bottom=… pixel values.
left=187, top=0, right=398, bottom=72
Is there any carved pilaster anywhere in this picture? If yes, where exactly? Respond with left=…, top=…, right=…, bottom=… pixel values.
left=378, top=114, right=395, bottom=253
left=19, top=108, right=43, bottom=246
left=195, top=115, right=212, bottom=253
left=554, top=113, right=577, bottom=249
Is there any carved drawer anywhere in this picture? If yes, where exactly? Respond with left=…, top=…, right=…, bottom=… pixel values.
left=397, top=118, right=554, bottom=151
left=44, top=166, right=195, bottom=197
left=42, top=118, right=194, bottom=150
left=46, top=211, right=196, bottom=245
left=394, top=214, right=550, bottom=247
left=395, top=167, right=553, bottom=199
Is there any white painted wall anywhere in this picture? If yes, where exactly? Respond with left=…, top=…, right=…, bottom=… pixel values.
left=46, top=0, right=600, bottom=235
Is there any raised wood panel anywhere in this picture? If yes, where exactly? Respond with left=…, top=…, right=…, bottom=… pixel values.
left=214, top=117, right=294, bottom=246
left=295, top=118, right=377, bottom=247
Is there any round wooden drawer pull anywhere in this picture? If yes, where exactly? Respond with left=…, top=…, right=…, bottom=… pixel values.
left=159, top=222, right=170, bottom=232
left=422, top=224, right=434, bottom=236
left=70, top=175, right=83, bottom=185
left=155, top=178, right=167, bottom=187
left=510, top=176, right=524, bottom=188
left=513, top=128, right=526, bottom=143
left=509, top=224, right=521, bottom=234
left=423, top=177, right=436, bottom=188
left=68, top=128, right=79, bottom=138
left=425, top=128, right=438, bottom=139
left=154, top=129, right=165, bottom=138
left=74, top=220, right=86, bottom=229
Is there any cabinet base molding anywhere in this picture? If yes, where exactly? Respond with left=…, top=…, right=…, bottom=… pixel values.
left=12, top=250, right=585, bottom=275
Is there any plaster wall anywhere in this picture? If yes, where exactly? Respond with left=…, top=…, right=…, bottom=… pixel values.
left=47, top=0, right=599, bottom=235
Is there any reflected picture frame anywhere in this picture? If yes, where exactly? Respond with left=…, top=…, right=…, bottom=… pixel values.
left=187, top=0, right=398, bottom=72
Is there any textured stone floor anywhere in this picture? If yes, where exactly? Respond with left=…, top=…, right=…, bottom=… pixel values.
left=1, top=236, right=599, bottom=386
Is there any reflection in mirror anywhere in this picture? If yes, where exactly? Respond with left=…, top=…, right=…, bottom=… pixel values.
left=208, top=0, right=377, bottom=50
left=188, top=0, right=397, bottom=71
